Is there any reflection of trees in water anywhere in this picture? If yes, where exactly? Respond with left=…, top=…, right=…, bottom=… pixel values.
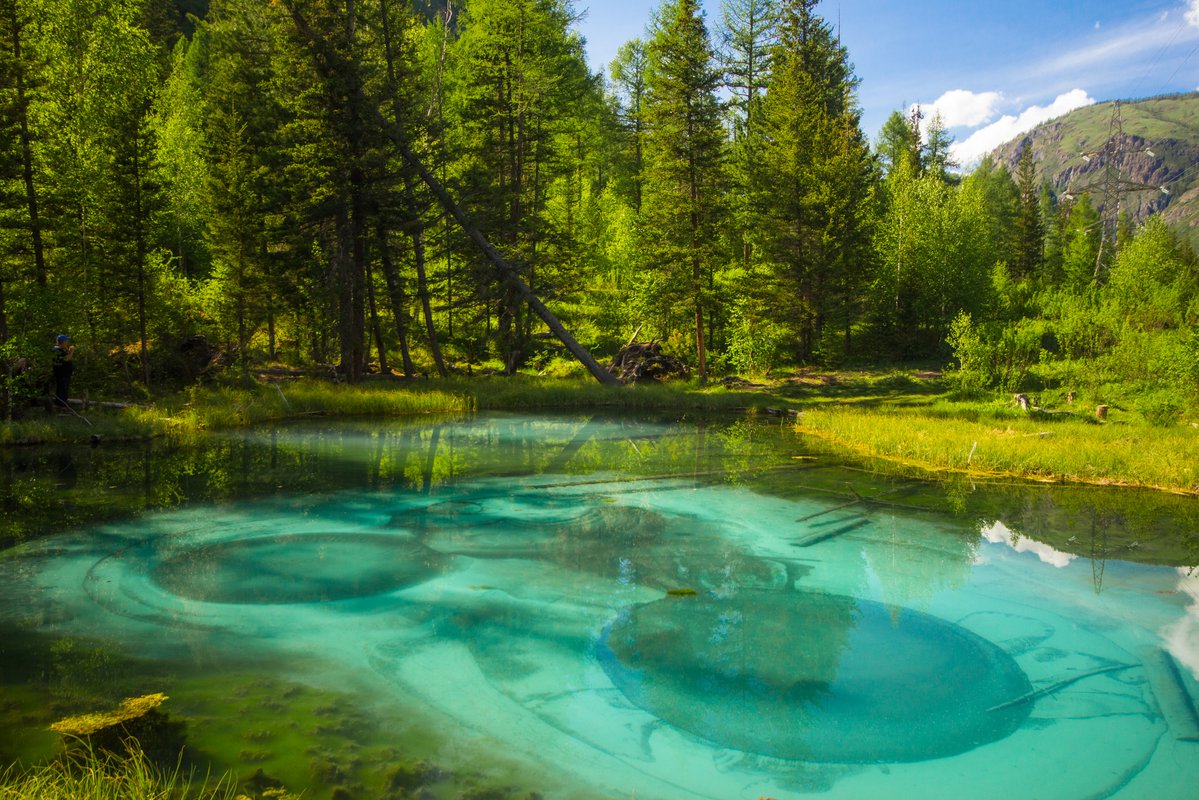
left=5, top=416, right=1196, bottom=574
left=963, top=482, right=1197, bottom=569
left=864, top=511, right=978, bottom=611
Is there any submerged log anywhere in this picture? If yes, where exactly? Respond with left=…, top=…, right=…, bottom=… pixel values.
left=986, top=664, right=1135, bottom=713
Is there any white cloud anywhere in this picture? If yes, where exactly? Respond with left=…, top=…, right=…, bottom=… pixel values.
left=950, top=89, right=1096, bottom=166
left=918, top=89, right=1004, bottom=129
left=1039, top=6, right=1199, bottom=77
left=1161, top=566, right=1199, bottom=680
left=980, top=521, right=1076, bottom=569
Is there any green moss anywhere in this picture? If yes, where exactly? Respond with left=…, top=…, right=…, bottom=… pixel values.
left=50, top=693, right=169, bottom=737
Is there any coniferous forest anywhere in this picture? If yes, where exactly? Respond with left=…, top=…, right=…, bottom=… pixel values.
left=1, top=0, right=1196, bottom=411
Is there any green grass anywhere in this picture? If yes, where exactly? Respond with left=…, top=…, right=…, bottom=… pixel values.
left=795, top=402, right=1199, bottom=494
left=0, top=746, right=242, bottom=800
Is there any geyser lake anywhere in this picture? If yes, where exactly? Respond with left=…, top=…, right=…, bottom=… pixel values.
left=1, top=412, right=1197, bottom=799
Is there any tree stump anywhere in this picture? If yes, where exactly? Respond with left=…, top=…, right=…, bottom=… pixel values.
left=1014, top=393, right=1031, bottom=411
left=1096, top=405, right=1109, bottom=421
left=607, top=342, right=688, bottom=384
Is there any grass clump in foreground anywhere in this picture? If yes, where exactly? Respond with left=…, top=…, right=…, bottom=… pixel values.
left=0, top=746, right=242, bottom=800
left=795, top=402, right=1199, bottom=494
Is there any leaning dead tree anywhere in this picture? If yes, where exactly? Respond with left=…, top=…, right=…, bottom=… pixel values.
left=393, top=144, right=619, bottom=387
left=280, top=2, right=620, bottom=387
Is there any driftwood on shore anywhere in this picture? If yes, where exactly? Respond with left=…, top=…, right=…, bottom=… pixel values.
left=41, top=397, right=136, bottom=412
left=607, top=341, right=689, bottom=384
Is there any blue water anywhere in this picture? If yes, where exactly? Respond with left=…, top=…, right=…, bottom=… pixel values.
left=1, top=414, right=1197, bottom=799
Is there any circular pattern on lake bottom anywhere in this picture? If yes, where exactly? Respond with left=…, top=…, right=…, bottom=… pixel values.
left=152, top=534, right=441, bottom=604
left=598, top=590, right=1033, bottom=763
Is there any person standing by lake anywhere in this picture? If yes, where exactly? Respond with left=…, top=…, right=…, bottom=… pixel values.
left=51, top=334, right=75, bottom=408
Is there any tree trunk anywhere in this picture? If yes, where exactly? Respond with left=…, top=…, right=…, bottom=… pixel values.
left=374, top=222, right=415, bottom=377
left=405, top=172, right=447, bottom=377
left=0, top=269, right=8, bottom=344
left=377, top=0, right=446, bottom=377
left=343, top=1, right=368, bottom=383
left=399, top=140, right=619, bottom=386
left=10, top=13, right=44, bottom=286
left=366, top=258, right=389, bottom=375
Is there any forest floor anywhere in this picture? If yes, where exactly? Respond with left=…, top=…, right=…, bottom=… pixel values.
left=3, top=369, right=1196, bottom=495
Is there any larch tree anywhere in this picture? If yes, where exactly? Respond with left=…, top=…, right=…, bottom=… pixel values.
left=35, top=0, right=163, bottom=389
left=609, top=38, right=648, bottom=212
left=0, top=0, right=43, bottom=356
left=202, top=0, right=291, bottom=368
left=921, top=111, right=957, bottom=183
left=718, top=0, right=778, bottom=269
left=445, top=0, right=593, bottom=373
left=0, top=0, right=45, bottom=298
left=875, top=109, right=919, bottom=177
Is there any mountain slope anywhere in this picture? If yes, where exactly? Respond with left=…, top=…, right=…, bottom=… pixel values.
left=990, top=93, right=1199, bottom=246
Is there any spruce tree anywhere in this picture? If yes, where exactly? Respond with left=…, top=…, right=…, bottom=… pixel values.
left=1013, top=145, right=1044, bottom=280
left=758, top=0, right=874, bottom=361
left=639, top=0, right=726, bottom=382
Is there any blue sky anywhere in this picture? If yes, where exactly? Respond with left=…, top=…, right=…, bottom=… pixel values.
left=574, top=0, right=1199, bottom=164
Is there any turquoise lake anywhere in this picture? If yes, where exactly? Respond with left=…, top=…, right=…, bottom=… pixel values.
left=1, top=413, right=1197, bottom=799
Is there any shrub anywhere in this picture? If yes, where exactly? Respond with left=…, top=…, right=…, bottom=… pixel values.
left=947, top=312, right=1044, bottom=392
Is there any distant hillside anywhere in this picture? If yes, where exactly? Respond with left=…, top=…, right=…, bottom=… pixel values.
left=991, top=93, right=1199, bottom=247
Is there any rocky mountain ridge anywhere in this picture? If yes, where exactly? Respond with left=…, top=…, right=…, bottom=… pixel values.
left=990, top=93, right=1199, bottom=246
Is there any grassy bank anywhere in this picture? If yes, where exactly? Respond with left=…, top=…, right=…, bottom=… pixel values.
left=0, top=377, right=786, bottom=446
left=795, top=401, right=1199, bottom=494
left=4, top=371, right=1197, bottom=495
